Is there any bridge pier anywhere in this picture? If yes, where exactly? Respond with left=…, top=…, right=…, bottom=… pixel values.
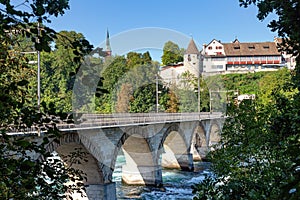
left=85, top=183, right=116, bottom=200
left=162, top=149, right=194, bottom=171
left=122, top=164, right=162, bottom=186
left=175, top=153, right=194, bottom=171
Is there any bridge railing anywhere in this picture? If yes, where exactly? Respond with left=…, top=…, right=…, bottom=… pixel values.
left=3, top=112, right=224, bottom=134
left=56, top=112, right=224, bottom=131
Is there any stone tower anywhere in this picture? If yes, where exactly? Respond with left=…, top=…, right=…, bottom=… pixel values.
left=184, top=38, right=200, bottom=77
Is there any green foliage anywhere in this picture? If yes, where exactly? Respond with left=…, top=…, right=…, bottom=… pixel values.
left=99, top=51, right=169, bottom=113
left=0, top=1, right=90, bottom=198
left=193, top=96, right=300, bottom=199
left=258, top=68, right=297, bottom=105
left=0, top=130, right=87, bottom=199
left=166, top=90, right=179, bottom=113
left=176, top=89, right=198, bottom=112
left=41, top=30, right=93, bottom=113
left=193, top=71, right=299, bottom=199
left=115, top=83, right=133, bottom=113
left=130, top=83, right=157, bottom=113
left=161, top=41, right=184, bottom=65
left=221, top=72, right=266, bottom=94
left=129, top=83, right=169, bottom=113
left=0, top=1, right=69, bottom=53
left=192, top=1, right=300, bottom=198
left=102, top=56, right=127, bottom=93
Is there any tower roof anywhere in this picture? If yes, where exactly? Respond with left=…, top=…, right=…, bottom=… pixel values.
left=185, top=38, right=199, bottom=54
left=106, top=29, right=111, bottom=52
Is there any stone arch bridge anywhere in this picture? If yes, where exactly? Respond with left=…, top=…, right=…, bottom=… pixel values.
left=33, top=112, right=225, bottom=199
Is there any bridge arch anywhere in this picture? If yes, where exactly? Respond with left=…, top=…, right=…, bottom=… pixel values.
left=110, top=128, right=162, bottom=186
left=208, top=119, right=222, bottom=149
left=42, top=132, right=106, bottom=199
left=159, top=123, right=193, bottom=171
left=44, top=132, right=104, bottom=184
left=190, top=122, right=208, bottom=160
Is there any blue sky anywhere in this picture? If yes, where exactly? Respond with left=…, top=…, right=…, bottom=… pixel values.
left=49, top=0, right=277, bottom=60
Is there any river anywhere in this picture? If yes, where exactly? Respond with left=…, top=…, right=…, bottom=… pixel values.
left=113, top=155, right=211, bottom=199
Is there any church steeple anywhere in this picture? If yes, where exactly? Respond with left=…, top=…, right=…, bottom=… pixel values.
left=105, top=29, right=112, bottom=57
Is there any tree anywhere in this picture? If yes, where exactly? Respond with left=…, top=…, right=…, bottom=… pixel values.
left=41, top=30, right=93, bottom=113
left=115, top=83, right=133, bottom=113
left=258, top=68, right=296, bottom=105
left=193, top=95, right=299, bottom=199
left=161, top=41, right=184, bottom=65
left=102, top=56, right=128, bottom=93
left=166, top=90, right=179, bottom=113
left=0, top=127, right=87, bottom=199
left=193, top=2, right=300, bottom=198
left=0, top=1, right=89, bottom=198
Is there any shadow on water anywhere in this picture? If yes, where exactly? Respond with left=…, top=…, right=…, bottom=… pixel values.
left=112, top=153, right=211, bottom=200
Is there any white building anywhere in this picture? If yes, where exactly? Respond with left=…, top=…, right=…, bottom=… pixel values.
left=202, top=38, right=285, bottom=74
left=160, top=37, right=295, bottom=82
left=160, top=38, right=201, bottom=85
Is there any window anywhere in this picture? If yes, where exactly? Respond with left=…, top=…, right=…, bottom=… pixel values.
left=248, top=45, right=255, bottom=49
left=253, top=56, right=260, bottom=61
left=211, top=65, right=223, bottom=69
left=208, top=46, right=212, bottom=50
left=263, top=45, right=270, bottom=49
left=188, top=54, right=191, bottom=61
left=234, top=46, right=240, bottom=50
left=212, top=57, right=225, bottom=61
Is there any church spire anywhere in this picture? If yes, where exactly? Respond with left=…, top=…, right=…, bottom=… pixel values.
left=105, top=29, right=112, bottom=57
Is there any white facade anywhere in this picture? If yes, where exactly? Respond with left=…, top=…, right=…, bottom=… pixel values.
left=202, top=39, right=227, bottom=73
left=183, top=53, right=201, bottom=77
left=159, top=63, right=185, bottom=86
left=203, top=39, right=225, bottom=56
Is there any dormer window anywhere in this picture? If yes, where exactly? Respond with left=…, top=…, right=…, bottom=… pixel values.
left=234, top=46, right=240, bottom=50
left=248, top=45, right=255, bottom=49
left=263, top=45, right=269, bottom=49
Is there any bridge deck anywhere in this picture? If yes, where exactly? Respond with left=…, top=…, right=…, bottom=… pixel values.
left=3, top=112, right=224, bottom=135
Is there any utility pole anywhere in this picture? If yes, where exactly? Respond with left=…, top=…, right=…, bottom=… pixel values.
left=197, top=71, right=201, bottom=113
left=209, top=89, right=212, bottom=114
left=37, top=22, right=41, bottom=113
left=156, top=75, right=159, bottom=113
